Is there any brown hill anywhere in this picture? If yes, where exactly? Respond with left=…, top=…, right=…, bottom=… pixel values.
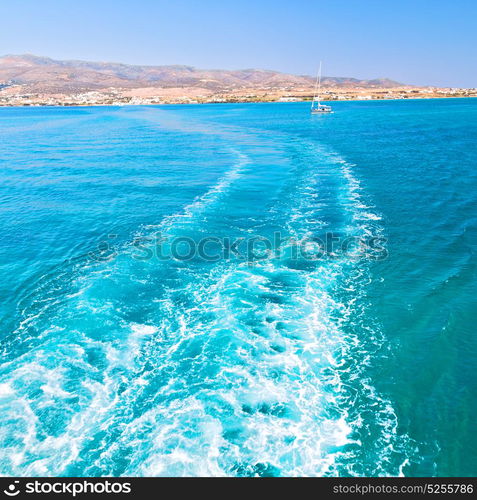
left=0, top=54, right=404, bottom=94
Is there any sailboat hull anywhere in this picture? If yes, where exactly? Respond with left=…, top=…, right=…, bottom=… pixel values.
left=311, top=108, right=333, bottom=114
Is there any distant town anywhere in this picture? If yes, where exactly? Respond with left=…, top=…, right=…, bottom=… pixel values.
left=1, top=83, right=476, bottom=107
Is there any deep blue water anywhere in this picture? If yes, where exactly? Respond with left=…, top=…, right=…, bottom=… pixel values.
left=0, top=99, right=476, bottom=476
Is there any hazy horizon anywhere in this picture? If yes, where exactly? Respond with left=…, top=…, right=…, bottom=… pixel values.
left=0, top=0, right=475, bottom=88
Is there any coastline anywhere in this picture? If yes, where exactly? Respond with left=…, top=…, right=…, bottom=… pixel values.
left=0, top=95, right=476, bottom=108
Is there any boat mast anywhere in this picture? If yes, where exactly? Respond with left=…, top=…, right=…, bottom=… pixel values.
left=312, top=61, right=322, bottom=109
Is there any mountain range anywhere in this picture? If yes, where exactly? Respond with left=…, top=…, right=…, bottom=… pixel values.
left=0, top=54, right=403, bottom=94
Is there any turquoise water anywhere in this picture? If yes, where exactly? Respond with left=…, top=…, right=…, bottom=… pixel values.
left=0, top=99, right=476, bottom=477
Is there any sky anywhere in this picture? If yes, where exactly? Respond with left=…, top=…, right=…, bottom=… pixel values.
left=0, top=0, right=475, bottom=87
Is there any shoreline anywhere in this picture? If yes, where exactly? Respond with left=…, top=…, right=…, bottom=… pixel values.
left=0, top=95, right=476, bottom=108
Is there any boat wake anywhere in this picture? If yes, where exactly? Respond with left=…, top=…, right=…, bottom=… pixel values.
left=0, top=112, right=414, bottom=476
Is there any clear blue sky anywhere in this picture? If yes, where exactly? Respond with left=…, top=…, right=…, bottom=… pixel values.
left=0, top=0, right=475, bottom=87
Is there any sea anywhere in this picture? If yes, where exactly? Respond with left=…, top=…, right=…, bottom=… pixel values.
left=0, top=98, right=476, bottom=476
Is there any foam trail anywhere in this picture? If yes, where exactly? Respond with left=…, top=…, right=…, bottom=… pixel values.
left=0, top=112, right=414, bottom=477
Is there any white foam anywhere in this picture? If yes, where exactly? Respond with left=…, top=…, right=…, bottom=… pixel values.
left=0, top=383, right=13, bottom=397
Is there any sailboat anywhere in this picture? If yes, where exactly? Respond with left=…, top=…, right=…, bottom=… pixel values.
left=311, top=61, right=333, bottom=114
